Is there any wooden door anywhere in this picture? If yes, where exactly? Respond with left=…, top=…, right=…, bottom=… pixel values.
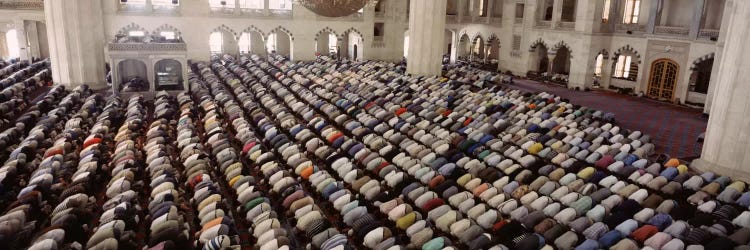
left=647, top=59, right=679, bottom=100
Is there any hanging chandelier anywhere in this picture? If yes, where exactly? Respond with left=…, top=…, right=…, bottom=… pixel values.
left=296, top=0, right=379, bottom=17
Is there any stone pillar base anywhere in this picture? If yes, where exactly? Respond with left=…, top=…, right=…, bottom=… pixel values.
left=691, top=158, right=750, bottom=183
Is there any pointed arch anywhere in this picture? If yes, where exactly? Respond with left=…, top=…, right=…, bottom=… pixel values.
left=528, top=38, right=548, bottom=52
left=342, top=28, right=365, bottom=42
left=212, top=24, right=238, bottom=40
left=268, top=26, right=294, bottom=41
left=471, top=32, right=484, bottom=44
left=314, top=27, right=341, bottom=41
left=613, top=45, right=641, bottom=64
left=595, top=48, right=610, bottom=60
left=241, top=25, right=266, bottom=40
left=117, top=22, right=148, bottom=36
left=550, top=41, right=571, bottom=56
left=152, top=24, right=182, bottom=38
left=691, top=53, right=715, bottom=71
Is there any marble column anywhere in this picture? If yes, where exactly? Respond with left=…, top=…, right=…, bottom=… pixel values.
left=646, top=0, right=663, bottom=34
left=547, top=53, right=556, bottom=75
left=44, top=0, right=107, bottom=89
left=600, top=58, right=614, bottom=89
left=13, top=19, right=28, bottom=61
left=692, top=0, right=750, bottom=181
left=25, top=21, right=41, bottom=60
left=407, top=0, right=447, bottom=76
left=689, top=0, right=706, bottom=39
left=551, top=0, right=563, bottom=28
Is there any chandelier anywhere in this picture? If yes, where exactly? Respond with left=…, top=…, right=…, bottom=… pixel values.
left=296, top=0, right=379, bottom=17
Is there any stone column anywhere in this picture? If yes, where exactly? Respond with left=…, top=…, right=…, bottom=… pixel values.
left=25, top=21, right=41, bottom=60
left=44, top=0, right=107, bottom=89
left=600, top=58, right=614, bottom=89
left=692, top=0, right=750, bottom=181
left=407, top=0, right=447, bottom=76
left=13, top=19, right=28, bottom=61
left=646, top=0, right=663, bottom=34
left=547, top=53, right=556, bottom=75
left=551, top=0, right=563, bottom=28
left=689, top=0, right=706, bottom=39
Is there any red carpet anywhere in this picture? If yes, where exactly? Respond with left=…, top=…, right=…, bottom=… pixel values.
left=506, top=79, right=708, bottom=159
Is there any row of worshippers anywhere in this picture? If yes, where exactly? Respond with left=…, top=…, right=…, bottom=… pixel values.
left=214, top=53, right=750, bottom=249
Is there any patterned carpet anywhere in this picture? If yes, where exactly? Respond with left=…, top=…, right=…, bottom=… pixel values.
left=506, top=79, right=708, bottom=159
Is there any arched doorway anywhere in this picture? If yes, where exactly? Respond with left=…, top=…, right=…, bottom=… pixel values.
left=531, top=43, right=549, bottom=73
left=647, top=59, right=679, bottom=100
left=118, top=59, right=149, bottom=92
left=316, top=31, right=338, bottom=58
left=154, top=59, right=184, bottom=91
left=487, top=36, right=500, bottom=62
left=690, top=56, right=713, bottom=94
left=238, top=31, right=265, bottom=55
left=444, top=29, right=455, bottom=63
left=267, top=29, right=292, bottom=59
left=209, top=29, right=238, bottom=56
left=343, top=30, right=363, bottom=60
left=471, top=36, right=485, bottom=61
left=552, top=46, right=571, bottom=74
left=457, top=34, right=470, bottom=60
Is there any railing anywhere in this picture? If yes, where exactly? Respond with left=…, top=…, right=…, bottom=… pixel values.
left=655, top=26, right=690, bottom=36
left=535, top=20, right=552, bottom=28
left=240, top=8, right=266, bottom=16
left=515, top=18, right=524, bottom=24
left=510, top=50, right=522, bottom=58
left=318, top=12, right=363, bottom=21
left=560, top=21, right=575, bottom=30
left=268, top=9, right=293, bottom=18
left=118, top=3, right=149, bottom=13
left=375, top=11, right=385, bottom=19
left=210, top=6, right=236, bottom=15
left=446, top=15, right=458, bottom=23
left=698, top=29, right=720, bottom=39
left=471, top=16, right=487, bottom=23
left=108, top=43, right=187, bottom=52
left=615, top=23, right=646, bottom=33
left=372, top=37, right=385, bottom=48
left=491, top=17, right=502, bottom=24
left=0, top=0, right=43, bottom=10
left=152, top=4, right=179, bottom=14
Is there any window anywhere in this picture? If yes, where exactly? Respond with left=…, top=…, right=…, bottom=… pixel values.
left=269, top=0, right=292, bottom=10
left=209, top=32, right=223, bottom=55
left=6, top=29, right=19, bottom=59
left=152, top=0, right=178, bottom=6
left=595, top=54, right=604, bottom=76
left=515, top=4, right=524, bottom=18
left=622, top=0, right=640, bottom=24
left=512, top=35, right=522, bottom=50
left=602, top=0, right=611, bottom=23
left=238, top=33, right=251, bottom=54
left=209, top=0, right=235, bottom=8
left=239, top=0, right=263, bottom=9
left=477, top=0, right=487, bottom=17
left=128, top=31, right=146, bottom=37
left=374, top=23, right=384, bottom=37
left=160, top=31, right=176, bottom=40
left=614, top=55, right=638, bottom=81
